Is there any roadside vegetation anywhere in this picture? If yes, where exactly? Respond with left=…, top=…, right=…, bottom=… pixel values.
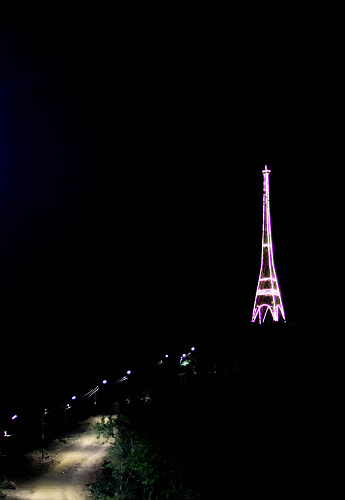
left=90, top=414, right=202, bottom=500
left=88, top=346, right=239, bottom=499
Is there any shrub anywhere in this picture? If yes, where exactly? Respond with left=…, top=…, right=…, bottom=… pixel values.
left=90, top=413, right=201, bottom=499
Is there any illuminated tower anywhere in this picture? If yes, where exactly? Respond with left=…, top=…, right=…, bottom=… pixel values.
left=252, top=166, right=286, bottom=324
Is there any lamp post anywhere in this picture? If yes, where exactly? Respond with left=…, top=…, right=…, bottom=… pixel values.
left=40, top=409, right=48, bottom=460
left=1, top=415, right=18, bottom=476
left=93, top=387, right=100, bottom=417
left=125, top=370, right=131, bottom=388
left=64, top=404, right=71, bottom=440
left=0, top=428, right=6, bottom=476
left=155, top=356, right=169, bottom=373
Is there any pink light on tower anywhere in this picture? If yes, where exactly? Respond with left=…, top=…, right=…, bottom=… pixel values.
left=252, top=166, right=286, bottom=324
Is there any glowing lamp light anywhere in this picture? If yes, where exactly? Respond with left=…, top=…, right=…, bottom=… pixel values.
left=165, top=354, right=169, bottom=358
left=126, top=370, right=131, bottom=375
left=72, top=396, right=77, bottom=400
left=191, top=347, right=195, bottom=351
left=11, top=415, right=18, bottom=420
left=102, top=379, right=108, bottom=384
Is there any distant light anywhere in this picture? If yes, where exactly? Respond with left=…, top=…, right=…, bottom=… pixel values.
left=191, top=347, right=195, bottom=351
left=72, top=396, right=77, bottom=400
left=66, top=404, right=71, bottom=409
left=11, top=415, right=18, bottom=420
left=102, top=379, right=107, bottom=384
left=182, top=353, right=186, bottom=358
left=165, top=354, right=169, bottom=358
left=126, top=370, right=131, bottom=375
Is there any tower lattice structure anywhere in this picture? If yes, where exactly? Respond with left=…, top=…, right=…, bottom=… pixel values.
left=252, top=166, right=286, bottom=324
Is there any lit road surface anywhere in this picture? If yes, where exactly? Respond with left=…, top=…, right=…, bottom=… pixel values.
left=4, top=417, right=111, bottom=500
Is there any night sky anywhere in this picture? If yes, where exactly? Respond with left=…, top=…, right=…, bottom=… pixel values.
left=1, top=10, right=343, bottom=394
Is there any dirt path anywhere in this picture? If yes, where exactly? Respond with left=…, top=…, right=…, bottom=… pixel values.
left=3, top=416, right=112, bottom=500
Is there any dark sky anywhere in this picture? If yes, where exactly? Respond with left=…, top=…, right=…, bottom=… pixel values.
left=1, top=10, right=343, bottom=386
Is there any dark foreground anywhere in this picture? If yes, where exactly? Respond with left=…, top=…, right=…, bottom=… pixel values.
left=2, top=322, right=342, bottom=498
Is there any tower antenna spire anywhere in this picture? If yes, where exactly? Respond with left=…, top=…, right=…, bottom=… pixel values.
left=252, top=167, right=286, bottom=324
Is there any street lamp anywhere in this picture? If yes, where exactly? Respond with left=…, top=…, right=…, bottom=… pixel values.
left=40, top=409, right=49, bottom=460
left=0, top=428, right=9, bottom=475
left=0, top=417, right=16, bottom=475
left=64, top=404, right=72, bottom=439
left=93, top=386, right=100, bottom=417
